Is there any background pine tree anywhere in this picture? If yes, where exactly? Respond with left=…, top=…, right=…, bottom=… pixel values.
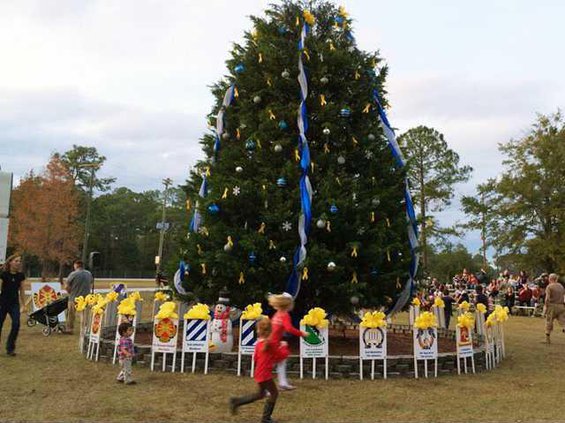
left=174, top=0, right=412, bottom=314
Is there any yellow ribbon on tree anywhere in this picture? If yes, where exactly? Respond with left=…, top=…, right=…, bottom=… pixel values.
left=355, top=70, right=360, bottom=80
left=201, top=263, right=207, bottom=274
left=295, top=149, right=300, bottom=161
left=386, top=250, right=391, bottom=262
left=258, top=53, right=263, bottom=63
left=234, top=87, right=239, bottom=98
left=221, top=187, right=228, bottom=199
left=303, top=10, right=315, bottom=25
left=311, top=162, right=315, bottom=173
left=196, top=244, right=203, bottom=255
left=351, top=246, right=358, bottom=258
left=386, top=218, right=391, bottom=227
left=268, top=109, right=276, bottom=120
left=338, top=5, right=349, bottom=18
left=258, top=222, right=266, bottom=234
left=186, top=199, right=191, bottom=211
left=226, top=236, right=234, bottom=248
left=351, top=271, right=358, bottom=284
left=320, top=94, right=327, bottom=106
left=238, top=272, right=245, bottom=284
left=329, top=41, right=336, bottom=51
left=323, top=143, right=330, bottom=153
left=266, top=77, right=272, bottom=87
left=268, top=239, right=276, bottom=250
left=336, top=177, right=342, bottom=186
left=326, top=220, right=331, bottom=232
left=256, top=139, right=262, bottom=149
left=362, top=103, right=371, bottom=113
left=370, top=211, right=375, bottom=223
left=236, top=128, right=241, bottom=140
left=396, top=277, right=402, bottom=289
left=303, top=50, right=310, bottom=61
left=352, top=136, right=358, bottom=145
left=295, top=15, right=300, bottom=26
left=302, top=267, right=309, bottom=281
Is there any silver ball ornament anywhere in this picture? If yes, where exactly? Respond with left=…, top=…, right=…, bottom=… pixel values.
left=350, top=296, right=360, bottom=305
left=253, top=96, right=262, bottom=104
left=327, top=261, right=336, bottom=271
left=274, top=144, right=283, bottom=153
left=235, top=166, right=243, bottom=173
left=320, top=76, right=329, bottom=85
left=337, top=155, right=346, bottom=165
left=368, top=133, right=376, bottom=141
left=281, top=69, right=290, bottom=79
left=316, top=219, right=326, bottom=229
left=371, top=198, right=380, bottom=206
left=323, top=128, right=331, bottom=135
left=222, top=132, right=230, bottom=140
left=279, top=256, right=287, bottom=263
left=224, top=243, right=233, bottom=252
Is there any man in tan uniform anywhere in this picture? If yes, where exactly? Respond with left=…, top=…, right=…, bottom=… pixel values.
left=543, top=273, right=565, bottom=344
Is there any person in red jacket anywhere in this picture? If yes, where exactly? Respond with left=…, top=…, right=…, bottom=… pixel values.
left=230, top=317, right=288, bottom=423
left=268, top=292, right=307, bottom=390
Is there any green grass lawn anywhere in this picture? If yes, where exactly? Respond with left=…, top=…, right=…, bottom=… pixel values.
left=1, top=314, right=563, bottom=422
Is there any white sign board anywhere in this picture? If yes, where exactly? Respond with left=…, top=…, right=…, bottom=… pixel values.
left=300, top=324, right=329, bottom=358
left=413, top=327, right=438, bottom=360
left=0, top=171, right=12, bottom=218
left=359, top=326, right=387, bottom=360
left=31, top=282, right=66, bottom=322
left=89, top=312, right=103, bottom=343
left=0, top=218, right=8, bottom=264
left=152, top=317, right=179, bottom=354
left=238, top=319, right=258, bottom=355
left=183, top=319, right=209, bottom=353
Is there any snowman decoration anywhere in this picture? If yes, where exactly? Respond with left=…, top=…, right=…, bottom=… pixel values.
left=209, top=289, right=239, bottom=353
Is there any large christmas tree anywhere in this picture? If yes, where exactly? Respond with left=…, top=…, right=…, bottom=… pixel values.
left=175, top=0, right=417, bottom=314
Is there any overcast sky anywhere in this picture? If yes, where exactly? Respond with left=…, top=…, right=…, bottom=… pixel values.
left=1, top=0, right=564, bottom=255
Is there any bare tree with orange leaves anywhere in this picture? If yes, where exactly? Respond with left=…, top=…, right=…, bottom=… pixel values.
left=9, top=155, right=81, bottom=279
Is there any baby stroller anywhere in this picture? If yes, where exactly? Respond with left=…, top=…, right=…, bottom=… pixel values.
left=26, top=296, right=69, bottom=336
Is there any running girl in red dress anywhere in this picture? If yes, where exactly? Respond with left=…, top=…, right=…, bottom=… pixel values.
left=229, top=317, right=288, bottom=423
left=268, top=292, right=307, bottom=390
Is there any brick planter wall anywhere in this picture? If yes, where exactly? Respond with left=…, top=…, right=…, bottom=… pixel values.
left=85, top=322, right=490, bottom=379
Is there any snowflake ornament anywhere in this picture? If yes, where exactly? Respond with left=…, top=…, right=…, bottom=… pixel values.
left=232, top=186, right=241, bottom=196
left=357, top=227, right=366, bottom=235
left=282, top=221, right=292, bottom=231
left=365, top=150, right=374, bottom=159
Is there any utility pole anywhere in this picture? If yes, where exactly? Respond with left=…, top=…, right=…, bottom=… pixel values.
left=156, top=178, right=173, bottom=275
left=81, top=163, right=100, bottom=265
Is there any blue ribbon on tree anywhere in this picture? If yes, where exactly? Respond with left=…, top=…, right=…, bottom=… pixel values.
left=372, top=88, right=420, bottom=314
left=286, top=22, right=313, bottom=298
left=189, top=174, right=208, bottom=233
left=213, top=84, right=236, bottom=159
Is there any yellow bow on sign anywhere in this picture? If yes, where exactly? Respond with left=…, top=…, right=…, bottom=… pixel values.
left=154, top=291, right=168, bottom=302
left=74, top=296, right=87, bottom=312
left=241, top=303, right=263, bottom=320
left=117, top=297, right=137, bottom=316
left=411, top=297, right=421, bottom=307
left=414, top=311, right=438, bottom=330
left=302, top=267, right=309, bottom=280
left=105, top=291, right=118, bottom=303
left=238, top=272, right=245, bottom=284
left=155, top=301, right=178, bottom=320
left=301, top=307, right=328, bottom=328
left=476, top=303, right=487, bottom=314
left=360, top=311, right=386, bottom=328
left=258, top=222, right=266, bottom=234
left=184, top=303, right=210, bottom=320
left=434, top=296, right=445, bottom=308
left=458, top=301, right=471, bottom=311
left=457, top=312, right=475, bottom=330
